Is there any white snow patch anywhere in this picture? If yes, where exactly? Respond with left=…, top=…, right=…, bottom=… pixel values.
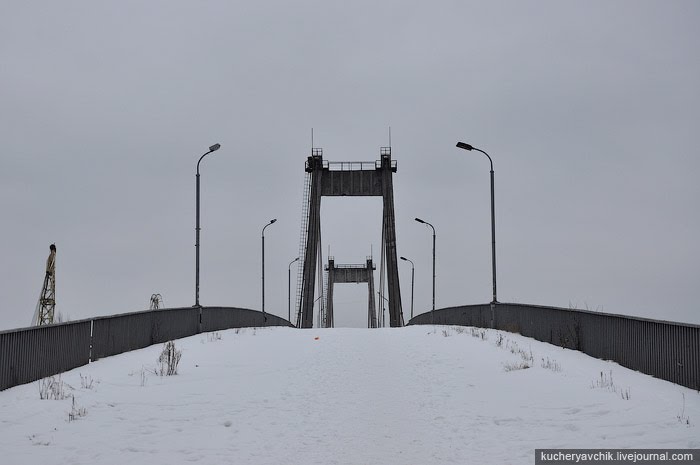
left=1, top=326, right=697, bottom=464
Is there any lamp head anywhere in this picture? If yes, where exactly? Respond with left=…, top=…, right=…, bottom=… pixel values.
left=270, top=218, right=277, bottom=224
left=209, top=143, right=221, bottom=152
left=400, top=256, right=407, bottom=261
left=414, top=217, right=425, bottom=224
left=456, top=142, right=473, bottom=151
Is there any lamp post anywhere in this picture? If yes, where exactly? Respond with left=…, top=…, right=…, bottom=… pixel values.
left=195, top=143, right=221, bottom=307
left=415, top=217, right=436, bottom=324
left=456, top=142, right=497, bottom=305
left=288, top=256, right=299, bottom=322
left=400, top=256, right=415, bottom=320
left=377, top=291, right=390, bottom=328
left=261, top=219, right=277, bottom=323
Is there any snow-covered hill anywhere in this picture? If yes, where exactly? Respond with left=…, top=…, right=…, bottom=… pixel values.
left=1, top=326, right=697, bottom=464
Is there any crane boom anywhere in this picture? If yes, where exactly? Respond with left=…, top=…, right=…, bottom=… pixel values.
left=33, top=243, right=56, bottom=326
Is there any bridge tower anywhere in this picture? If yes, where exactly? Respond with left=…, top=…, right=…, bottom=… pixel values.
left=295, top=147, right=403, bottom=328
left=325, top=257, right=377, bottom=328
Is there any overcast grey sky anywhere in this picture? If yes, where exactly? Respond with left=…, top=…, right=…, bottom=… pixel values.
left=1, top=1, right=698, bottom=330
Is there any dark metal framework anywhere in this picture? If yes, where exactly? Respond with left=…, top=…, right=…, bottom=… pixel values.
left=325, top=257, right=377, bottom=328
left=297, top=148, right=404, bottom=328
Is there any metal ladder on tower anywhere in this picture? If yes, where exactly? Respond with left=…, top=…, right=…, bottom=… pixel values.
left=294, top=171, right=312, bottom=327
left=321, top=268, right=329, bottom=327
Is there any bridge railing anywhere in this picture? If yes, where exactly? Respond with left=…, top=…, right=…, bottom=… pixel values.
left=326, top=161, right=377, bottom=171
left=408, top=303, right=700, bottom=391
left=0, top=307, right=292, bottom=391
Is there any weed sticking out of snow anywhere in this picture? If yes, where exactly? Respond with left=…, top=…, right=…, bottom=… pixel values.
left=503, top=361, right=531, bottom=371
left=541, top=357, right=562, bottom=372
left=436, top=327, right=540, bottom=374
left=128, top=366, right=150, bottom=386
left=79, top=373, right=95, bottom=390
left=503, top=346, right=533, bottom=372
left=27, top=434, right=50, bottom=447
left=678, top=393, right=691, bottom=426
left=469, top=327, right=487, bottom=340
left=38, top=375, right=70, bottom=400
left=202, top=331, right=223, bottom=343
left=437, top=326, right=468, bottom=337
left=592, top=370, right=615, bottom=391
left=590, top=370, right=631, bottom=400
left=488, top=332, right=559, bottom=374
left=504, top=340, right=534, bottom=363
left=157, top=341, right=182, bottom=376
left=68, top=396, right=87, bottom=422
left=495, top=333, right=504, bottom=347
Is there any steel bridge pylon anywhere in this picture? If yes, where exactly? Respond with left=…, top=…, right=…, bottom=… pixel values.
left=297, top=147, right=404, bottom=328
left=324, top=257, right=377, bottom=328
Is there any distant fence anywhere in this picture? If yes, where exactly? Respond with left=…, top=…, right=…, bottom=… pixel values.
left=408, top=303, right=700, bottom=391
left=0, top=307, right=292, bottom=391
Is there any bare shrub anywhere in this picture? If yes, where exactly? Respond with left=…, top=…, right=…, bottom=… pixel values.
left=157, top=341, right=182, bottom=376
left=39, top=375, right=69, bottom=400
left=207, top=332, right=222, bottom=342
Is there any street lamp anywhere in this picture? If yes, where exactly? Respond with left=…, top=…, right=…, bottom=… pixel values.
left=400, top=256, right=415, bottom=320
left=261, top=218, right=277, bottom=322
left=288, top=256, right=299, bottom=322
left=195, top=143, right=221, bottom=307
left=456, top=142, right=497, bottom=305
left=415, top=217, right=436, bottom=324
left=377, top=291, right=390, bottom=328
left=313, top=294, right=324, bottom=328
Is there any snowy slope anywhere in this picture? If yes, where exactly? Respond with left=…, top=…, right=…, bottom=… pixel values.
left=1, top=326, right=697, bottom=464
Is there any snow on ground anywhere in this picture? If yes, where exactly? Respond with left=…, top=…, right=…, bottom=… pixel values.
left=1, top=326, right=698, bottom=464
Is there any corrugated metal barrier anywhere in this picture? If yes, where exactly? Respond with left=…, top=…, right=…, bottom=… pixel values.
left=1, top=307, right=292, bottom=391
left=408, top=303, right=700, bottom=391
left=0, top=320, right=91, bottom=391
left=91, top=307, right=200, bottom=360
left=201, top=307, right=291, bottom=332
